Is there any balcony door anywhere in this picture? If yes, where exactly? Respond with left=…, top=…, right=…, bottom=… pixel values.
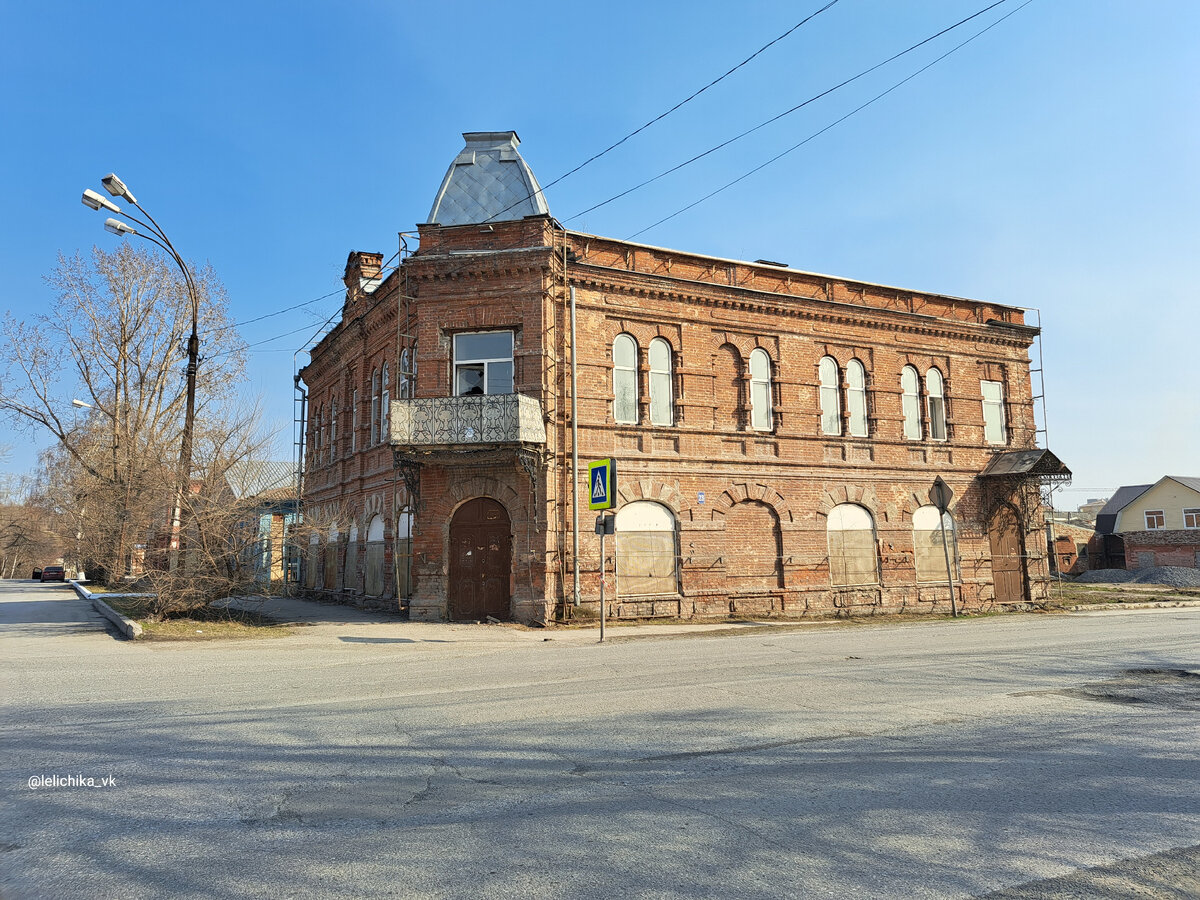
left=448, top=498, right=512, bottom=621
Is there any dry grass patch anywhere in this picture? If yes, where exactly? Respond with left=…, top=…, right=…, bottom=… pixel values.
left=103, top=597, right=293, bottom=641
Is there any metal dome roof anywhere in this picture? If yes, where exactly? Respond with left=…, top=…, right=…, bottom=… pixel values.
left=426, top=131, right=550, bottom=226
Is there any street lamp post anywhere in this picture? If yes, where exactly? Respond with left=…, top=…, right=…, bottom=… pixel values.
left=82, top=175, right=200, bottom=569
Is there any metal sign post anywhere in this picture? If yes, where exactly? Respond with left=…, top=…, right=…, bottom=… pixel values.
left=594, top=513, right=615, bottom=642
left=929, top=476, right=958, bottom=618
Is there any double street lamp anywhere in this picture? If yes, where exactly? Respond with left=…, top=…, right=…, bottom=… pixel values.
left=81, top=175, right=200, bottom=565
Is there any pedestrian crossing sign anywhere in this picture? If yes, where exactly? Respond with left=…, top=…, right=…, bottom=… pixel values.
left=588, top=458, right=616, bottom=510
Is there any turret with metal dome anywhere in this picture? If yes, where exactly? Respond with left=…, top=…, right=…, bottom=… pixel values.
left=426, top=131, right=550, bottom=226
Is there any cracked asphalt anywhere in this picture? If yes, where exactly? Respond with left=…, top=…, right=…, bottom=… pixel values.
left=2, top=580, right=1198, bottom=899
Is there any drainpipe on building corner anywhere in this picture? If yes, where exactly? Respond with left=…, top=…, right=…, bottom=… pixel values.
left=570, top=282, right=581, bottom=609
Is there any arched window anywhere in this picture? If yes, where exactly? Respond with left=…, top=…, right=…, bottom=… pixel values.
left=749, top=348, right=772, bottom=431
left=313, top=405, right=324, bottom=463
left=345, top=523, right=360, bottom=593
left=350, top=389, right=358, bottom=453
left=913, top=505, right=957, bottom=582
left=324, top=521, right=339, bottom=590
left=380, top=362, right=390, bottom=444
left=613, top=334, right=639, bottom=424
left=827, top=503, right=878, bottom=586
left=847, top=359, right=868, bottom=437
left=399, top=347, right=411, bottom=399
left=649, top=338, right=673, bottom=426
left=365, top=514, right=386, bottom=596
left=901, top=366, right=922, bottom=441
left=395, top=508, right=413, bottom=598
left=926, top=367, right=947, bottom=441
left=329, top=398, right=338, bottom=463
left=370, top=369, right=381, bottom=446
left=615, top=501, right=678, bottom=595
left=819, top=356, right=841, bottom=436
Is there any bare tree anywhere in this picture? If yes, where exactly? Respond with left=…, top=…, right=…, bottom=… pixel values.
left=0, top=244, right=247, bottom=588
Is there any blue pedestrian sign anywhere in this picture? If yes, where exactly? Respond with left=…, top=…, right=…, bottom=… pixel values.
left=588, top=458, right=616, bottom=510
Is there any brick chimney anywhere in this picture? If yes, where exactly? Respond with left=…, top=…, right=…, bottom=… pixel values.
left=343, top=251, right=384, bottom=293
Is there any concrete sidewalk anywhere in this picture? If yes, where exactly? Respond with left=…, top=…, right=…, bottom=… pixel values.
left=220, top=593, right=824, bottom=645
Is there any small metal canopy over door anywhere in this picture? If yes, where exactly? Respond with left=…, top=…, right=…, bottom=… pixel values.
left=448, top=498, right=511, bottom=621
left=988, top=504, right=1027, bottom=604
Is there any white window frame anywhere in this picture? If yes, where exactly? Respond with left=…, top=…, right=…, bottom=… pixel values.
left=819, top=356, right=841, bottom=436
left=612, top=333, right=639, bottom=425
left=329, top=397, right=338, bottom=463
left=749, top=348, right=773, bottom=432
left=901, top=366, right=922, bottom=441
left=927, top=367, right=947, bottom=441
left=1144, top=509, right=1165, bottom=530
left=847, top=358, right=868, bottom=438
left=453, top=330, right=514, bottom=397
left=380, top=362, right=390, bottom=444
left=649, top=337, right=674, bottom=427
left=981, top=379, right=1007, bottom=445
left=1184, top=508, right=1200, bottom=529
left=370, top=369, right=380, bottom=447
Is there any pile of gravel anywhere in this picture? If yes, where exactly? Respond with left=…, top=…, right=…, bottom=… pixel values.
left=1075, top=566, right=1200, bottom=588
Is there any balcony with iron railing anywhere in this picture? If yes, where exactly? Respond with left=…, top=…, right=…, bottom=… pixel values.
left=389, top=394, right=546, bottom=448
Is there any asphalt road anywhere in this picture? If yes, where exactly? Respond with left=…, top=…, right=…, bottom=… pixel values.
left=1, top=579, right=1197, bottom=899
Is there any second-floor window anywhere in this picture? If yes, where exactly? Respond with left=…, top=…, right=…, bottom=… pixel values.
left=380, top=362, right=390, bottom=443
left=351, top=389, right=358, bottom=453
left=649, top=337, right=674, bottom=426
left=901, top=366, right=922, bottom=440
left=330, top=398, right=338, bottom=463
left=819, top=356, right=841, bottom=436
left=1185, top=508, right=1200, bottom=529
left=454, top=331, right=513, bottom=396
left=981, top=379, right=1007, bottom=444
left=927, top=367, right=947, bottom=441
left=613, top=334, right=639, bottom=424
left=847, top=359, right=869, bottom=438
left=1144, top=509, right=1165, bottom=530
left=749, top=348, right=773, bottom=431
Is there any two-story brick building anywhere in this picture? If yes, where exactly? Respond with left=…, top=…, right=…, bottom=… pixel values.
left=299, top=131, right=1069, bottom=622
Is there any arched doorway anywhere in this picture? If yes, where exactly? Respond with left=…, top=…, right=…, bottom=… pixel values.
left=988, top=504, right=1027, bottom=604
left=448, top=498, right=512, bottom=621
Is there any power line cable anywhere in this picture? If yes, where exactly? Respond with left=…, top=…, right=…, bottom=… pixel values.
left=568, top=0, right=1011, bottom=223
left=481, top=0, right=843, bottom=223
left=628, top=0, right=1035, bottom=240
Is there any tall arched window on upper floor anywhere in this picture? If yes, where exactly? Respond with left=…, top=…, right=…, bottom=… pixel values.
left=350, top=389, right=358, bottom=453
left=313, top=404, right=324, bottom=464
left=926, top=367, right=947, bottom=441
left=370, top=369, right=381, bottom=446
left=913, top=505, right=958, bottom=582
left=615, top=500, right=678, bottom=595
left=649, top=337, right=674, bottom=426
left=380, top=362, right=390, bottom=444
left=827, top=503, right=878, bottom=586
left=613, top=334, right=639, bottom=424
left=749, top=348, right=773, bottom=431
left=901, top=366, right=922, bottom=441
left=329, top=398, right=338, bottom=463
left=981, top=379, right=1007, bottom=445
left=847, top=359, right=868, bottom=437
left=819, top=356, right=841, bottom=436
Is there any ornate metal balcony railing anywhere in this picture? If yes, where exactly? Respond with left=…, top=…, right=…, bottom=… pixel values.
left=390, top=394, right=546, bottom=448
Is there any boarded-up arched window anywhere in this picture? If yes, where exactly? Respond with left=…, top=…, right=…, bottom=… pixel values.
left=913, top=505, right=957, bottom=582
left=819, top=356, right=841, bottom=436
left=365, top=514, right=386, bottom=596
left=749, top=348, right=772, bottom=432
left=345, top=523, right=360, bottom=592
left=615, top=501, right=677, bottom=595
left=324, top=522, right=339, bottom=590
left=725, top=500, right=783, bottom=592
left=613, top=334, right=638, bottom=424
left=827, top=503, right=878, bottom=586
left=395, top=509, right=413, bottom=599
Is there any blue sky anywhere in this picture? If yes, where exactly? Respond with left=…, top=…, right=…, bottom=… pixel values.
left=1, top=0, right=1196, bottom=509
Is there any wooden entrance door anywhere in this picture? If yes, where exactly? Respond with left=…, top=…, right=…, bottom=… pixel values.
left=988, top=505, right=1027, bottom=604
left=448, top=498, right=511, bottom=621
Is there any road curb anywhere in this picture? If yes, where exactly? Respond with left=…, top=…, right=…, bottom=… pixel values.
left=1068, top=599, right=1200, bottom=612
left=70, top=580, right=144, bottom=639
